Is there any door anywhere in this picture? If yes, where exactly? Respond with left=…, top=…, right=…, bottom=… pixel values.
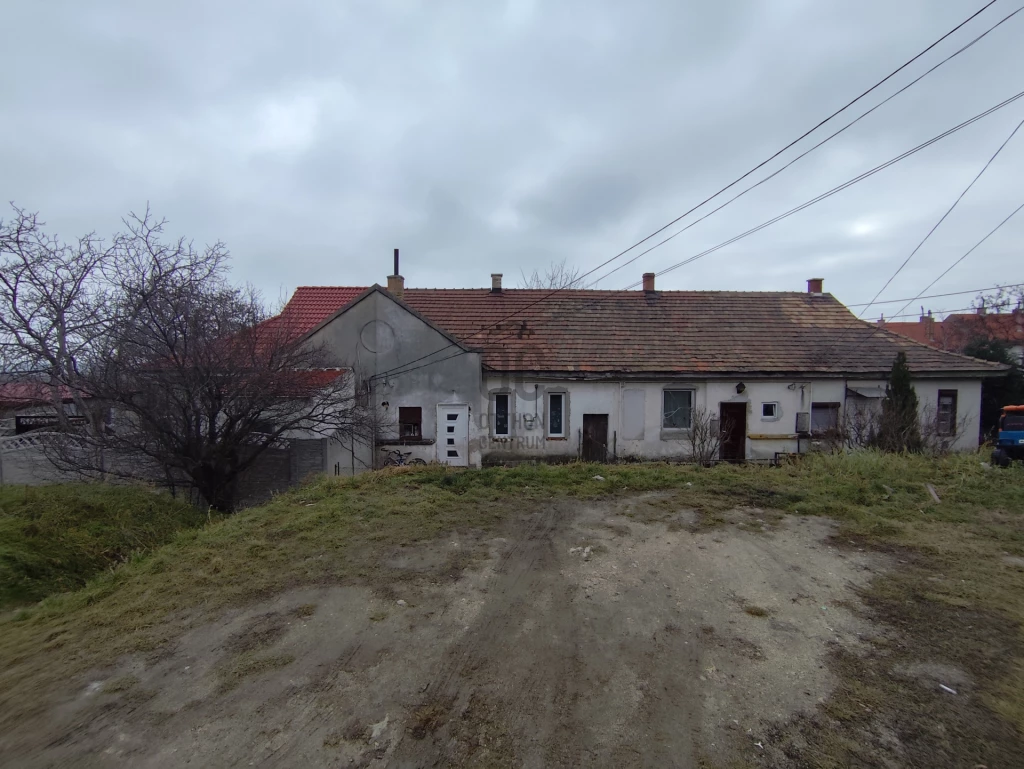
left=719, top=402, right=747, bottom=462
left=582, top=414, right=609, bottom=462
left=437, top=404, right=469, bottom=467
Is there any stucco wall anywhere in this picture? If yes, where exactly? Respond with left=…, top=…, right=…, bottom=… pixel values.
left=477, top=375, right=984, bottom=463
left=306, top=289, right=484, bottom=468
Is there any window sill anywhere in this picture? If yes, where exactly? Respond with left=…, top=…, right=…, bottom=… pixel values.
left=377, top=438, right=435, bottom=446
left=660, top=428, right=693, bottom=440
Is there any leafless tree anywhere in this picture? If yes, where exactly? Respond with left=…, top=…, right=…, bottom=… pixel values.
left=1, top=205, right=370, bottom=511
left=518, top=258, right=582, bottom=289
left=688, top=406, right=726, bottom=466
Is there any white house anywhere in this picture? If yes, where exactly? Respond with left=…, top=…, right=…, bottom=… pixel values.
left=274, top=267, right=1005, bottom=474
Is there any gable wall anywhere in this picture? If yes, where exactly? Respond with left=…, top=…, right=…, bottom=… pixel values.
left=305, top=290, right=483, bottom=469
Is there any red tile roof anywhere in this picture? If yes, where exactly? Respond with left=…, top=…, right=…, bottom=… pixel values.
left=884, top=312, right=1024, bottom=352
left=279, top=285, right=1005, bottom=376
left=0, top=381, right=87, bottom=409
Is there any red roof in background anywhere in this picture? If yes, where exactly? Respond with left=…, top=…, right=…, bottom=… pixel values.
left=884, top=311, right=1024, bottom=352
left=0, top=381, right=86, bottom=409
left=278, top=285, right=1004, bottom=376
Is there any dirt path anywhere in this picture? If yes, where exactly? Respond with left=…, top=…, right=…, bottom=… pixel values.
left=6, top=495, right=884, bottom=768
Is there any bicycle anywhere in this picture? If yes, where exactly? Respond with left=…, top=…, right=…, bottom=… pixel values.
left=380, top=448, right=427, bottom=467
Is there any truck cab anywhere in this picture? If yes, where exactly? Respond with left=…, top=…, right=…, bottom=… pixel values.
left=993, top=405, right=1024, bottom=467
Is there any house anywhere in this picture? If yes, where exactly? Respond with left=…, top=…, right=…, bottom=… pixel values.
left=273, top=265, right=1005, bottom=472
left=881, top=306, right=1024, bottom=364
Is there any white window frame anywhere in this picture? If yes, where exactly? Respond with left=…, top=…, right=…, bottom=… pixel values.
left=662, top=389, right=695, bottom=430
left=547, top=391, right=566, bottom=438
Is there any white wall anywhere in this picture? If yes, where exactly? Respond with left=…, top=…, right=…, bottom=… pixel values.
left=476, top=375, right=984, bottom=463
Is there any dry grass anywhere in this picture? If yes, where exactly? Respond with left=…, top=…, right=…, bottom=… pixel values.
left=1, top=452, right=1023, bottom=765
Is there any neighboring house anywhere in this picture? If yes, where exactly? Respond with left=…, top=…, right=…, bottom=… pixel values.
left=882, top=306, right=1024, bottom=364
left=0, top=381, right=91, bottom=485
left=272, top=270, right=1005, bottom=472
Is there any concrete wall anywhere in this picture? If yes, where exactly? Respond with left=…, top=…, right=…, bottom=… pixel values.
left=477, top=375, right=984, bottom=463
left=306, top=289, right=484, bottom=469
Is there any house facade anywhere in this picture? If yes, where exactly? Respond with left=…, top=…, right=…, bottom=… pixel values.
left=274, top=271, right=1004, bottom=473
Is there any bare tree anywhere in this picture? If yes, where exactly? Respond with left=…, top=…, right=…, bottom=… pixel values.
left=1, top=206, right=368, bottom=511
left=688, top=406, right=726, bottom=466
left=518, top=258, right=582, bottom=289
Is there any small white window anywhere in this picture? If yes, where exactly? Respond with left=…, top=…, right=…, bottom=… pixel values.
left=548, top=392, right=565, bottom=437
left=761, top=402, right=779, bottom=420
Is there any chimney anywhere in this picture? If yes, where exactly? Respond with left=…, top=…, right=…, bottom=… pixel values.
left=642, top=272, right=656, bottom=293
left=806, top=277, right=823, bottom=294
left=491, top=273, right=503, bottom=294
left=387, top=248, right=404, bottom=299
left=922, top=309, right=935, bottom=342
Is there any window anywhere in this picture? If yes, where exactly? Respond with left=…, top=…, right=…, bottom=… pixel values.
left=548, top=392, right=565, bottom=436
left=494, top=392, right=510, bottom=436
left=937, top=390, right=958, bottom=436
left=398, top=407, right=422, bottom=439
left=761, top=402, right=779, bottom=420
left=810, top=402, right=840, bottom=435
left=662, top=390, right=693, bottom=429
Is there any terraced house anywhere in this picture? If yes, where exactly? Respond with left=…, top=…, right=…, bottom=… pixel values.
left=272, top=260, right=1004, bottom=473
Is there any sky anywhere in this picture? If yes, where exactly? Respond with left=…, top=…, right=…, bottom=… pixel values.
left=2, top=0, right=1022, bottom=320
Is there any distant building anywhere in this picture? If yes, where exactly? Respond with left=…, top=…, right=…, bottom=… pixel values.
left=881, top=305, right=1024, bottom=364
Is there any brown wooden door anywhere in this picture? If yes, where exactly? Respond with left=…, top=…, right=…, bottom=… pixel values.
left=719, top=403, right=746, bottom=462
left=582, top=414, right=608, bottom=462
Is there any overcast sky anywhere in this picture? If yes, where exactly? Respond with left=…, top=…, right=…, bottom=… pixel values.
left=2, top=0, right=1022, bottom=320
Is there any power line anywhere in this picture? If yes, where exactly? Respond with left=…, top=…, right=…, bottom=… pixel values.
left=821, top=200, right=1024, bottom=370
left=369, top=2, right=1005, bottom=382
left=615, top=91, right=1024, bottom=291
left=374, top=91, right=1024, bottom=382
left=858, top=114, right=1024, bottom=319
left=885, top=202, right=1024, bottom=310
left=589, top=3, right=1024, bottom=289
left=844, top=281, right=1024, bottom=308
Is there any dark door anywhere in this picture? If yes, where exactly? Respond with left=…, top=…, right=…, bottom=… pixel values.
left=719, top=403, right=747, bottom=462
left=582, top=414, right=609, bottom=462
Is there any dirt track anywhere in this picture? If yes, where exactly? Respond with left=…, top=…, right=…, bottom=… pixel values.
left=10, top=494, right=884, bottom=768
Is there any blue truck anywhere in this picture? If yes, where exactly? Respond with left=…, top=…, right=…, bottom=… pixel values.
left=992, top=405, right=1024, bottom=467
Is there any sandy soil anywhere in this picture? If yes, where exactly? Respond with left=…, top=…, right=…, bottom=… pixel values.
left=7, top=494, right=887, bottom=768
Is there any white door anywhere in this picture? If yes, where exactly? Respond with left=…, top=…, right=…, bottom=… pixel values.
left=437, top=404, right=469, bottom=467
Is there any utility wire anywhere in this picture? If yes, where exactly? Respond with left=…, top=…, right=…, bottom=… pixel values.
left=616, top=91, right=1024, bottom=290
left=859, top=114, right=1024, bottom=319
left=821, top=199, right=1024, bottom=370
left=845, top=281, right=1024, bottom=308
left=591, top=3, right=1024, bottom=289
left=377, top=93, right=1024, bottom=381
left=874, top=201, right=1024, bottom=314
left=369, top=1, right=1003, bottom=382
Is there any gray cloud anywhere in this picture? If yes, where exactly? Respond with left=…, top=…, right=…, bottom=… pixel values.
left=2, top=0, right=1022, bottom=318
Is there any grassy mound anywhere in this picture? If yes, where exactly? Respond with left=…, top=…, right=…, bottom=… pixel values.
left=0, top=484, right=207, bottom=609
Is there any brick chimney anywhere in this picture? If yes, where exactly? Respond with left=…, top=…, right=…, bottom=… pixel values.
left=387, top=248, right=404, bottom=299
left=491, top=273, right=503, bottom=294
left=806, top=277, right=823, bottom=294
left=921, top=309, right=935, bottom=342
left=642, top=273, right=656, bottom=293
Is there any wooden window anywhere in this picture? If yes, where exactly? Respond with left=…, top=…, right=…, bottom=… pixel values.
left=548, top=392, right=565, bottom=436
left=810, top=402, right=840, bottom=435
left=937, top=390, right=958, bottom=436
left=494, top=393, right=510, bottom=436
left=662, top=390, right=693, bottom=429
left=398, top=407, right=422, bottom=439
